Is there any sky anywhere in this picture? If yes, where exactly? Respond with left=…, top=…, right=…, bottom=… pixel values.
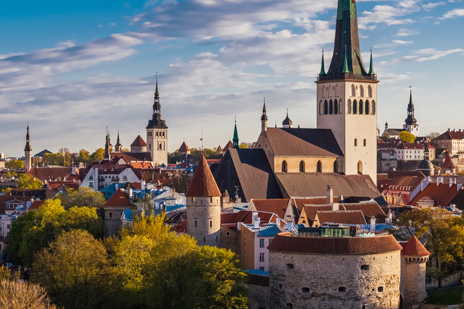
left=1, top=0, right=463, bottom=157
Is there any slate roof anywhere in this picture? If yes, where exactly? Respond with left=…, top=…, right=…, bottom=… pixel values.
left=409, top=183, right=461, bottom=207
left=251, top=199, right=289, bottom=219
left=268, top=234, right=403, bottom=254
left=276, top=173, right=380, bottom=199
left=315, top=210, right=367, bottom=225
left=213, top=148, right=283, bottom=202
left=400, top=236, right=430, bottom=256
left=186, top=156, right=221, bottom=197
left=34, top=149, right=53, bottom=157
left=264, top=128, right=343, bottom=157
left=178, top=142, right=190, bottom=153
left=104, top=189, right=135, bottom=208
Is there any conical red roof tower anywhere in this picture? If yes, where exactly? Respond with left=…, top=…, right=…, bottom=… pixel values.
left=400, top=236, right=430, bottom=256
left=186, top=156, right=221, bottom=197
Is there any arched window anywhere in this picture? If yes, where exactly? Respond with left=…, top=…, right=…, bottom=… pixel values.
left=365, top=100, right=370, bottom=115
left=353, top=100, right=357, bottom=114
left=163, top=141, right=165, bottom=150
left=372, top=100, right=376, bottom=115
left=347, top=100, right=351, bottom=114
left=324, top=100, right=328, bottom=114
left=368, top=85, right=372, bottom=97
left=339, top=100, right=343, bottom=114
left=363, top=139, right=367, bottom=146
left=319, top=101, right=323, bottom=115
left=360, top=85, right=364, bottom=97
left=351, top=84, right=356, bottom=97
left=317, top=161, right=322, bottom=173
left=354, top=139, right=357, bottom=146
left=282, top=161, right=288, bottom=173
left=359, top=100, right=363, bottom=115
left=334, top=160, right=338, bottom=173
left=334, top=99, right=338, bottom=114
left=299, top=161, right=305, bottom=173
left=329, top=100, right=333, bottom=114
left=358, top=161, right=363, bottom=174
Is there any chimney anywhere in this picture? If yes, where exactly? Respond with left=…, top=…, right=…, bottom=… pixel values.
left=141, top=181, right=146, bottom=191
left=370, top=216, right=376, bottom=232
left=327, top=185, right=334, bottom=204
left=129, top=188, right=133, bottom=199
left=252, top=212, right=260, bottom=228
left=237, top=221, right=242, bottom=231
left=332, top=202, right=339, bottom=212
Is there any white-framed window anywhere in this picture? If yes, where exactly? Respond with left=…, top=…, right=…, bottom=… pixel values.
left=259, top=239, right=265, bottom=248
left=259, top=253, right=265, bottom=262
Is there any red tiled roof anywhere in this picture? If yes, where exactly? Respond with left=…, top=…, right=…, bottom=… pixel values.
left=221, top=210, right=277, bottom=226
left=342, top=202, right=387, bottom=222
left=268, top=234, right=403, bottom=254
left=131, top=162, right=153, bottom=169
left=104, top=189, right=134, bottom=208
left=409, top=183, right=460, bottom=207
left=435, top=130, right=464, bottom=141
left=0, top=196, right=31, bottom=214
left=131, top=135, right=147, bottom=147
left=186, top=156, right=221, bottom=197
left=251, top=199, right=289, bottom=219
left=442, top=154, right=456, bottom=169
left=178, top=142, right=190, bottom=153
left=397, top=143, right=424, bottom=150
left=223, top=141, right=233, bottom=152
left=400, top=236, right=430, bottom=256
left=293, top=197, right=341, bottom=212
left=302, top=205, right=332, bottom=221
left=28, top=167, right=73, bottom=182
left=28, top=200, right=44, bottom=210
left=315, top=210, right=367, bottom=225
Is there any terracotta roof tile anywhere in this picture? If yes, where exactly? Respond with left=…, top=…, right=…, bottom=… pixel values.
left=221, top=210, right=277, bottom=226
left=130, top=162, right=153, bottom=169
left=302, top=205, right=333, bottom=221
left=223, top=141, right=233, bottom=152
left=315, top=210, right=367, bottom=225
left=442, top=154, right=456, bottom=169
left=400, top=236, right=430, bottom=256
left=28, top=167, right=73, bottom=182
left=28, top=200, right=44, bottom=210
left=293, top=197, right=341, bottom=212
left=268, top=234, right=403, bottom=254
left=131, top=135, right=147, bottom=147
left=112, top=152, right=152, bottom=163
left=397, top=143, right=424, bottom=150
left=342, top=202, right=387, bottom=222
left=178, top=142, right=190, bottom=153
left=251, top=199, right=289, bottom=219
left=435, top=130, right=464, bottom=140
left=409, top=183, right=460, bottom=207
left=186, top=156, right=221, bottom=197
left=104, top=189, right=135, bottom=208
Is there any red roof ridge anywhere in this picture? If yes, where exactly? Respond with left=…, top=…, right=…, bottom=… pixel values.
left=178, top=142, right=190, bottom=153
left=186, top=156, right=221, bottom=197
left=104, top=189, right=135, bottom=208
left=442, top=153, right=456, bottom=169
left=401, top=236, right=430, bottom=256
left=131, top=135, right=147, bottom=147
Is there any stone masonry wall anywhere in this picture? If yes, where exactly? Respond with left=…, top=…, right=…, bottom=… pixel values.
left=186, top=196, right=221, bottom=247
left=269, top=250, right=401, bottom=309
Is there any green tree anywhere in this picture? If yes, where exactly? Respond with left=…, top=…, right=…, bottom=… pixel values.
left=7, top=160, right=25, bottom=170
left=170, top=173, right=191, bottom=193
left=0, top=279, right=57, bottom=309
left=17, top=173, right=44, bottom=189
left=392, top=208, right=464, bottom=287
left=78, top=149, right=90, bottom=164
left=399, top=131, right=416, bottom=143
left=91, top=148, right=105, bottom=162
left=32, top=230, right=115, bottom=309
left=239, top=143, right=249, bottom=149
left=57, top=187, right=105, bottom=210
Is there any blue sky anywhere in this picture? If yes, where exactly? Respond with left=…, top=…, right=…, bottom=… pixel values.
left=1, top=0, right=463, bottom=157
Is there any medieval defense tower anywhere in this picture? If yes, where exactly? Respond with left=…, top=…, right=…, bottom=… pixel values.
left=24, top=122, right=32, bottom=171
left=316, top=0, right=378, bottom=184
left=186, top=156, right=222, bottom=247
left=146, top=75, right=168, bottom=167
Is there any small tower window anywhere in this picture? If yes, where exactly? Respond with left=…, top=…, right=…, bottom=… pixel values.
left=299, top=161, right=305, bottom=173
left=359, top=100, right=363, bottom=115
left=378, top=286, right=384, bottom=292
left=368, top=85, right=373, bottom=97
left=354, top=139, right=357, bottom=146
left=302, top=287, right=310, bottom=294
left=360, top=85, right=364, bottom=97
left=317, top=161, right=322, bottom=173
left=372, top=100, right=376, bottom=115
left=333, top=160, right=338, bottom=173
left=358, top=161, right=363, bottom=174
left=324, top=100, right=328, bottom=114
left=210, top=220, right=212, bottom=228
left=361, top=265, right=369, bottom=270
left=286, top=263, right=294, bottom=269
left=351, top=84, right=356, bottom=97
left=365, top=100, right=370, bottom=115
left=319, top=101, right=323, bottom=115
left=347, top=99, right=351, bottom=114
left=339, top=287, right=346, bottom=293
left=363, top=139, right=367, bottom=146
left=282, top=161, right=288, bottom=173
left=329, top=100, right=333, bottom=114
left=334, top=99, right=338, bottom=114
left=353, top=100, right=357, bottom=114
left=195, top=221, right=197, bottom=228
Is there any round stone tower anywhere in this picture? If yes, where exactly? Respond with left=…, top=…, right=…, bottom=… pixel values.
left=400, top=236, right=430, bottom=309
left=185, top=156, right=222, bottom=247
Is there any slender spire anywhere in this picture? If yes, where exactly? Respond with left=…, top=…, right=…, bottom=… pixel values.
left=233, top=118, right=239, bottom=148
left=282, top=108, right=293, bottom=128
left=147, top=73, right=168, bottom=129
left=368, top=48, right=374, bottom=75
left=319, top=48, right=326, bottom=75
left=405, top=87, right=417, bottom=126
left=24, top=120, right=32, bottom=152
left=104, top=128, right=112, bottom=160
left=261, top=98, right=268, bottom=121
left=115, top=130, right=122, bottom=152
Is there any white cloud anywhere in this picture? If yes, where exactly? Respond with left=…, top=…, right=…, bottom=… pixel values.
left=440, top=8, right=464, bottom=19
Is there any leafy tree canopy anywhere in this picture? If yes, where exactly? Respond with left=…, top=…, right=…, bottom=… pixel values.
left=399, top=131, right=416, bottom=143
left=17, top=173, right=44, bottom=189
left=6, top=160, right=24, bottom=170
left=57, top=187, right=105, bottom=210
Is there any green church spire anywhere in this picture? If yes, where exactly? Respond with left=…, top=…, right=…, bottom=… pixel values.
left=233, top=118, right=239, bottom=148
left=319, top=49, right=326, bottom=75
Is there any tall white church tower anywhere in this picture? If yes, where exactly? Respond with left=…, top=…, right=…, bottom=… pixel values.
left=316, top=0, right=378, bottom=184
left=146, top=75, right=168, bottom=167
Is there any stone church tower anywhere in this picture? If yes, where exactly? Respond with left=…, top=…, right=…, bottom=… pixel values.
left=403, top=89, right=419, bottom=137
left=24, top=122, right=32, bottom=171
left=146, top=75, right=168, bottom=167
left=186, top=156, right=222, bottom=247
left=316, top=0, right=378, bottom=184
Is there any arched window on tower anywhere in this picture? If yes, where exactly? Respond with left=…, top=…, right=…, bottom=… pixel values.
left=329, top=100, right=333, bottom=114
left=353, top=100, right=357, bottom=114
left=324, top=100, right=328, bottom=114
left=334, top=99, right=338, bottom=114
left=368, top=85, right=372, bottom=97
left=358, top=161, right=363, bottom=174
left=351, top=84, right=356, bottom=97
left=365, top=100, right=370, bottom=115
left=372, top=100, right=376, bottom=115
left=299, top=161, right=305, bottom=173
left=339, top=100, right=343, bottom=114
left=333, top=160, right=338, bottom=173
left=282, top=161, right=288, bottom=173
left=347, top=100, right=351, bottom=114
left=319, top=101, right=323, bottom=115
left=163, top=141, right=165, bottom=150
left=317, top=161, right=322, bottom=173
left=360, top=85, right=364, bottom=97
left=359, top=100, right=363, bottom=115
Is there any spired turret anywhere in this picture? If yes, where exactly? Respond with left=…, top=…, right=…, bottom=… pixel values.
left=24, top=122, right=32, bottom=171
left=261, top=98, right=268, bottom=133
left=186, top=156, right=222, bottom=247
left=403, top=89, right=419, bottom=136
left=282, top=109, right=293, bottom=128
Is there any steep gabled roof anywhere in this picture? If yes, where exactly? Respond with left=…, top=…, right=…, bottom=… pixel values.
left=268, top=234, right=403, bottom=255
left=342, top=202, right=386, bottom=222
left=112, top=152, right=152, bottom=163
left=400, top=236, right=430, bottom=256
left=186, top=156, right=221, bottom=197
left=178, top=142, right=190, bottom=153
left=264, top=128, right=343, bottom=157
left=315, top=210, right=367, bottom=226
left=131, top=135, right=147, bottom=147
left=223, top=141, right=233, bottom=152
left=302, top=205, right=333, bottom=222
left=435, top=130, right=464, bottom=141
left=442, top=154, right=456, bottom=169
left=409, top=183, right=460, bottom=207
left=251, top=199, right=290, bottom=220
left=104, top=189, right=134, bottom=208
left=293, top=197, right=342, bottom=212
